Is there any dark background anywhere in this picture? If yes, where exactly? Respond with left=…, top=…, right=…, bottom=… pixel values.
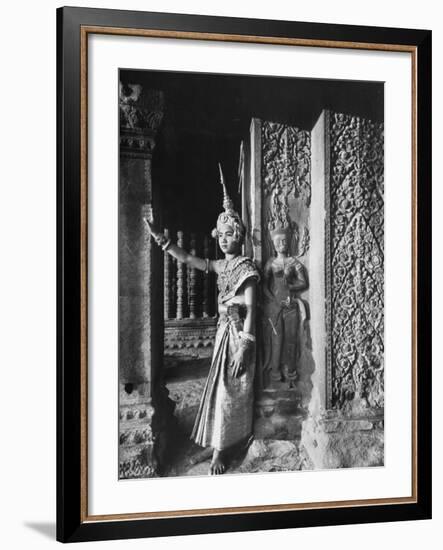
left=120, top=69, right=384, bottom=238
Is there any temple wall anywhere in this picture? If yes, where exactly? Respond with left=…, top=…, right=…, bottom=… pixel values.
left=116, top=87, right=385, bottom=474
left=251, top=119, right=313, bottom=439
left=118, top=84, right=176, bottom=479
left=301, top=110, right=384, bottom=469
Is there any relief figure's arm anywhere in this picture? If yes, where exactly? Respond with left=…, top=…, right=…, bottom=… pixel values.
left=285, top=262, right=308, bottom=292
left=262, top=261, right=275, bottom=301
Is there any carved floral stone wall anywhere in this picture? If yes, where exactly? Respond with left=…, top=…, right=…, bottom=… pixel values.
left=261, top=121, right=311, bottom=261
left=301, top=110, right=384, bottom=470
left=253, top=120, right=313, bottom=439
left=327, top=113, right=384, bottom=412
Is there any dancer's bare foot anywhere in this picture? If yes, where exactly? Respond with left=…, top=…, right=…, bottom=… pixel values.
left=209, top=449, right=225, bottom=475
left=189, top=447, right=213, bottom=466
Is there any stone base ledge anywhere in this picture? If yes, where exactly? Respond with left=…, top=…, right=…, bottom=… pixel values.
left=254, top=389, right=306, bottom=440
left=301, top=408, right=384, bottom=469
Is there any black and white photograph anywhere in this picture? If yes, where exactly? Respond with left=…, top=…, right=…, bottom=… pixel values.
left=1, top=0, right=435, bottom=546
left=118, top=69, right=384, bottom=479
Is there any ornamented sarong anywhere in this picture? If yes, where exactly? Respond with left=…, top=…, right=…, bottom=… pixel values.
left=191, top=256, right=259, bottom=451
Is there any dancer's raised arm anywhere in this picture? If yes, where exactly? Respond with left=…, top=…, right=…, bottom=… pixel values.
left=144, top=218, right=213, bottom=273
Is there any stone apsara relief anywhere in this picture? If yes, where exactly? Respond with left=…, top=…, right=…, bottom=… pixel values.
left=259, top=121, right=311, bottom=391
left=261, top=121, right=311, bottom=259
left=328, top=113, right=384, bottom=410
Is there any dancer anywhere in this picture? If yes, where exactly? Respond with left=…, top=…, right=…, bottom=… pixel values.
left=146, top=165, right=259, bottom=474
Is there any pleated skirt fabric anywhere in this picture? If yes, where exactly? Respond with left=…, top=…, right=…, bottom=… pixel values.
left=191, top=312, right=255, bottom=451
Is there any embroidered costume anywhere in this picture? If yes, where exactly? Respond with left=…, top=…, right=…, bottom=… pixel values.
left=151, top=162, right=259, bottom=456
left=191, top=256, right=260, bottom=450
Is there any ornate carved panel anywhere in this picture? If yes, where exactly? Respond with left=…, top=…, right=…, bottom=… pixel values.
left=164, top=318, right=217, bottom=360
left=262, top=122, right=311, bottom=208
left=261, top=121, right=311, bottom=260
left=328, top=113, right=384, bottom=410
left=119, top=458, right=156, bottom=479
left=119, top=84, right=164, bottom=132
left=119, top=84, right=164, bottom=160
left=257, top=120, right=311, bottom=393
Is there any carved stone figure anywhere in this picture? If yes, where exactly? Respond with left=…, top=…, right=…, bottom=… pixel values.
left=262, top=226, right=308, bottom=388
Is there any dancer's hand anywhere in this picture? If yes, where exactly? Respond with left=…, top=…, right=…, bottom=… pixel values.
left=143, top=217, right=166, bottom=246
left=143, top=216, right=158, bottom=236
left=231, top=348, right=248, bottom=378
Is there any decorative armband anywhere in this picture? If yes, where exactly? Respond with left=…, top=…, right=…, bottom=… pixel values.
left=238, top=331, right=256, bottom=352
left=161, top=239, right=172, bottom=251
left=239, top=331, right=256, bottom=343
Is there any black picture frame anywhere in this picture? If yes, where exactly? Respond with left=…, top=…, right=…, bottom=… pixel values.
left=57, top=6, right=432, bottom=543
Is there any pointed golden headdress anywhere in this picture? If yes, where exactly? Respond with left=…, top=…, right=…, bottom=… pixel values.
left=212, top=163, right=245, bottom=243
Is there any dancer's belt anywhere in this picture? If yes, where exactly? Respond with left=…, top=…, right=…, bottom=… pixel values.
left=218, top=303, right=247, bottom=324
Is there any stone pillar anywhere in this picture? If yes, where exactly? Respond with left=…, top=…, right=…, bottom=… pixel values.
left=249, top=118, right=263, bottom=268
left=171, top=257, right=177, bottom=319
left=164, top=229, right=171, bottom=320
left=300, top=110, right=328, bottom=467
left=118, top=83, right=176, bottom=479
left=176, top=231, right=186, bottom=319
left=188, top=233, right=198, bottom=319
left=202, top=236, right=210, bottom=318
left=301, top=110, right=384, bottom=469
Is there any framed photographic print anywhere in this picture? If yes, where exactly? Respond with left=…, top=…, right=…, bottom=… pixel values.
left=57, top=6, right=432, bottom=543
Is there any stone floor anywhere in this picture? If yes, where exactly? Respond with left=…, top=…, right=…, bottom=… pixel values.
left=164, top=358, right=311, bottom=477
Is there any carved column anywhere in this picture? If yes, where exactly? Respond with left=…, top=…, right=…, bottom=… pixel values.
left=176, top=231, right=186, bottom=319
left=249, top=119, right=263, bottom=268
left=188, top=233, right=198, bottom=319
left=119, top=83, right=176, bottom=479
left=202, top=236, right=210, bottom=318
left=164, top=229, right=171, bottom=319
left=171, top=257, right=177, bottom=319
left=301, top=110, right=384, bottom=469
